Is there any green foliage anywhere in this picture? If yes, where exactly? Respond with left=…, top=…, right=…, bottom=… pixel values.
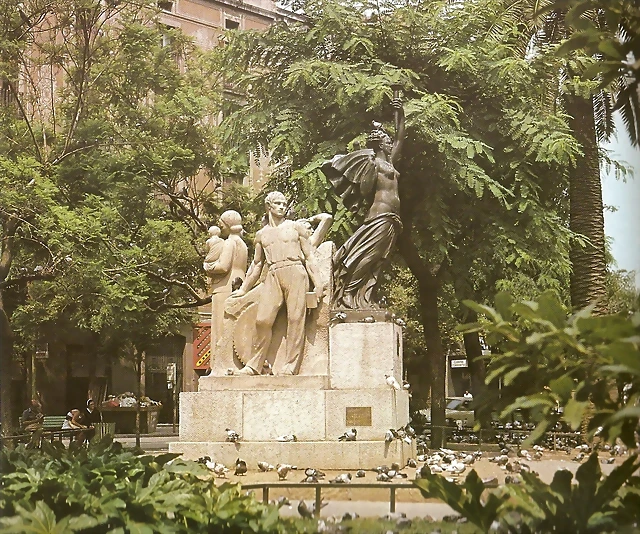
left=0, top=437, right=292, bottom=533
left=460, top=291, right=640, bottom=447
left=502, top=453, right=640, bottom=533
left=544, top=0, right=640, bottom=145
left=0, top=0, right=230, bottom=366
left=414, top=452, right=640, bottom=533
left=415, top=469, right=508, bottom=532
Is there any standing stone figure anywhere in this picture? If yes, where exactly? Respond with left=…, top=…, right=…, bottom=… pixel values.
left=321, top=99, right=405, bottom=309
left=204, top=210, right=248, bottom=352
left=232, top=191, right=324, bottom=375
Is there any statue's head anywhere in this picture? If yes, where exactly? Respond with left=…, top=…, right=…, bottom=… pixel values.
left=208, top=225, right=221, bottom=238
left=264, top=191, right=287, bottom=216
left=219, top=210, right=242, bottom=235
left=367, top=121, right=393, bottom=154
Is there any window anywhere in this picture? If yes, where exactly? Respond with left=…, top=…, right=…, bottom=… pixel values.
left=158, top=1, right=174, bottom=11
left=224, top=19, right=240, bottom=30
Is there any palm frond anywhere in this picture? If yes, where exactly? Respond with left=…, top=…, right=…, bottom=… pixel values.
left=592, top=89, right=614, bottom=142
left=613, top=80, right=640, bottom=147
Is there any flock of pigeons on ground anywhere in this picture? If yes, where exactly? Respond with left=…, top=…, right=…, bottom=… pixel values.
left=194, top=438, right=630, bottom=528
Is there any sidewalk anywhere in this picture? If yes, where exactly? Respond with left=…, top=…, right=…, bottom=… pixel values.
left=278, top=500, right=456, bottom=520
left=114, top=423, right=176, bottom=451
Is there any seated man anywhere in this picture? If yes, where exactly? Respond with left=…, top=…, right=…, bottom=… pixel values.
left=21, top=400, right=44, bottom=433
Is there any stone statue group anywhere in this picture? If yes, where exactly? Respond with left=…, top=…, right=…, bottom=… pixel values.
left=204, top=100, right=405, bottom=376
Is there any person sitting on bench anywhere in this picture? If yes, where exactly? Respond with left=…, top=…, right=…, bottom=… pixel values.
left=62, top=409, right=92, bottom=443
left=21, top=400, right=44, bottom=432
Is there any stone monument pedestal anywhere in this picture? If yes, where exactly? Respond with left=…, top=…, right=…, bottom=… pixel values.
left=169, top=322, right=415, bottom=469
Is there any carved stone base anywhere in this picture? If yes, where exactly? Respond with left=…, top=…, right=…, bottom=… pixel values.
left=168, top=440, right=416, bottom=470
left=177, top=388, right=410, bottom=443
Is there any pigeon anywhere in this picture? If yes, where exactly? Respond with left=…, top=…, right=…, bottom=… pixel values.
left=406, top=458, right=417, bottom=468
left=395, top=318, right=406, bottom=327
left=355, top=469, right=366, bottom=478
left=276, top=434, right=298, bottom=442
left=402, top=380, right=411, bottom=390
left=234, top=458, right=247, bottom=475
left=572, top=452, right=586, bottom=462
left=262, top=360, right=274, bottom=375
left=359, top=315, right=375, bottom=323
left=376, top=472, right=391, bottom=482
left=601, top=457, right=615, bottom=464
left=212, top=462, right=228, bottom=478
left=373, top=465, right=389, bottom=474
left=298, top=499, right=327, bottom=518
left=333, top=311, right=347, bottom=323
left=298, top=500, right=313, bottom=519
left=258, top=461, right=274, bottom=472
left=330, top=473, right=352, bottom=484
left=342, top=512, right=359, bottom=520
left=385, top=429, right=396, bottom=443
left=338, top=428, right=357, bottom=441
left=270, top=496, right=291, bottom=508
left=482, top=476, right=499, bottom=488
left=385, top=374, right=401, bottom=390
left=301, top=474, right=319, bottom=483
left=505, top=475, right=521, bottom=484
left=419, top=464, right=431, bottom=478
left=305, top=467, right=325, bottom=479
left=225, top=428, right=240, bottom=442
left=197, top=456, right=212, bottom=464
left=277, top=463, right=292, bottom=480
left=391, top=462, right=401, bottom=471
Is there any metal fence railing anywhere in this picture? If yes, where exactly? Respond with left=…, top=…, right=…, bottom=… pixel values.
left=242, top=482, right=417, bottom=517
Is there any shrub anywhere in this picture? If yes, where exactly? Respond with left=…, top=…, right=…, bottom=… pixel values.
left=0, top=437, right=291, bottom=533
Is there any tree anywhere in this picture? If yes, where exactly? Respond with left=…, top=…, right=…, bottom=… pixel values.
left=210, top=0, right=580, bottom=444
left=549, top=0, right=640, bottom=146
left=0, top=0, right=224, bottom=432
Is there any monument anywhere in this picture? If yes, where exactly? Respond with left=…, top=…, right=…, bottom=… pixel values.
left=170, top=100, right=414, bottom=469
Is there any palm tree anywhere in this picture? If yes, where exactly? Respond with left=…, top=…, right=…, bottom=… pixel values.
left=486, top=0, right=614, bottom=313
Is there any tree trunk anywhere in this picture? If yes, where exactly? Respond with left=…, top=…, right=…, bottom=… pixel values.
left=566, top=95, right=608, bottom=315
left=135, top=347, right=142, bottom=448
left=397, top=233, right=446, bottom=448
left=0, top=294, right=14, bottom=435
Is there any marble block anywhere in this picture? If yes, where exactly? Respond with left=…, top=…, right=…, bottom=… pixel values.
left=198, top=374, right=329, bottom=391
left=325, top=389, right=410, bottom=441
left=179, top=387, right=410, bottom=444
left=329, top=322, right=403, bottom=390
left=243, top=390, right=326, bottom=441
left=179, top=391, right=243, bottom=442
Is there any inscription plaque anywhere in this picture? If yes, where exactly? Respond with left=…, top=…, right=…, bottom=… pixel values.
left=345, top=406, right=372, bottom=426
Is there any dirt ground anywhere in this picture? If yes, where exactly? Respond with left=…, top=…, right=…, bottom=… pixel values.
left=215, top=450, right=626, bottom=504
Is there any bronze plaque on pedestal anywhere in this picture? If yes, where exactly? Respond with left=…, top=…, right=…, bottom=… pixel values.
left=345, top=406, right=372, bottom=426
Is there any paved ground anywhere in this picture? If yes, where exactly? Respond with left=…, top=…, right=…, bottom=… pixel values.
left=114, top=430, right=629, bottom=519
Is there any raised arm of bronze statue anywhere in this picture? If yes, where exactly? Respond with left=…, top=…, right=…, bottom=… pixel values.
left=320, top=99, right=405, bottom=310
left=390, top=98, right=405, bottom=164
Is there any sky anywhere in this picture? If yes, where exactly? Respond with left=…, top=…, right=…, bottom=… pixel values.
left=601, top=115, right=640, bottom=288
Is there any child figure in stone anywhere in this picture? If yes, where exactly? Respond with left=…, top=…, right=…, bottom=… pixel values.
left=203, top=226, right=224, bottom=280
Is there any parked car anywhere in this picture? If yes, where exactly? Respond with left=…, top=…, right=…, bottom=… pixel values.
left=420, top=397, right=475, bottom=429
left=445, top=397, right=475, bottom=428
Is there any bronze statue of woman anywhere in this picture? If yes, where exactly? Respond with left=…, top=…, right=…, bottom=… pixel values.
left=321, top=99, right=405, bottom=309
